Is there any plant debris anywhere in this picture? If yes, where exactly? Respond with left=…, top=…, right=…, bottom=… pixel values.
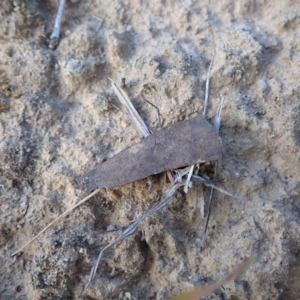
left=75, top=115, right=223, bottom=194
left=169, top=256, right=254, bottom=300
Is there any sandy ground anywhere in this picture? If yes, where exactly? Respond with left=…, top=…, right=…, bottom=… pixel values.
left=0, top=0, right=300, bottom=299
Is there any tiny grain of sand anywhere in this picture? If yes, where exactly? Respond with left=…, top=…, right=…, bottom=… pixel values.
left=0, top=1, right=300, bottom=299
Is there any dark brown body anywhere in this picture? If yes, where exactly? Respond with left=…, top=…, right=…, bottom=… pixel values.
left=75, top=115, right=223, bottom=194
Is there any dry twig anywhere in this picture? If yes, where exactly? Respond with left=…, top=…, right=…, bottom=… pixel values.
left=203, top=60, right=213, bottom=118
left=49, top=0, right=66, bottom=49
left=85, top=183, right=184, bottom=290
left=109, top=78, right=151, bottom=138
left=169, top=256, right=254, bottom=300
left=11, top=188, right=101, bottom=257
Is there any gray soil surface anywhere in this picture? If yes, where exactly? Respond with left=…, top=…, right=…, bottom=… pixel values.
left=1, top=0, right=300, bottom=299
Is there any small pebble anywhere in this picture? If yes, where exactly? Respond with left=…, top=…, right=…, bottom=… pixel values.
left=15, top=285, right=21, bottom=292
left=107, top=224, right=115, bottom=231
left=259, top=79, right=269, bottom=92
